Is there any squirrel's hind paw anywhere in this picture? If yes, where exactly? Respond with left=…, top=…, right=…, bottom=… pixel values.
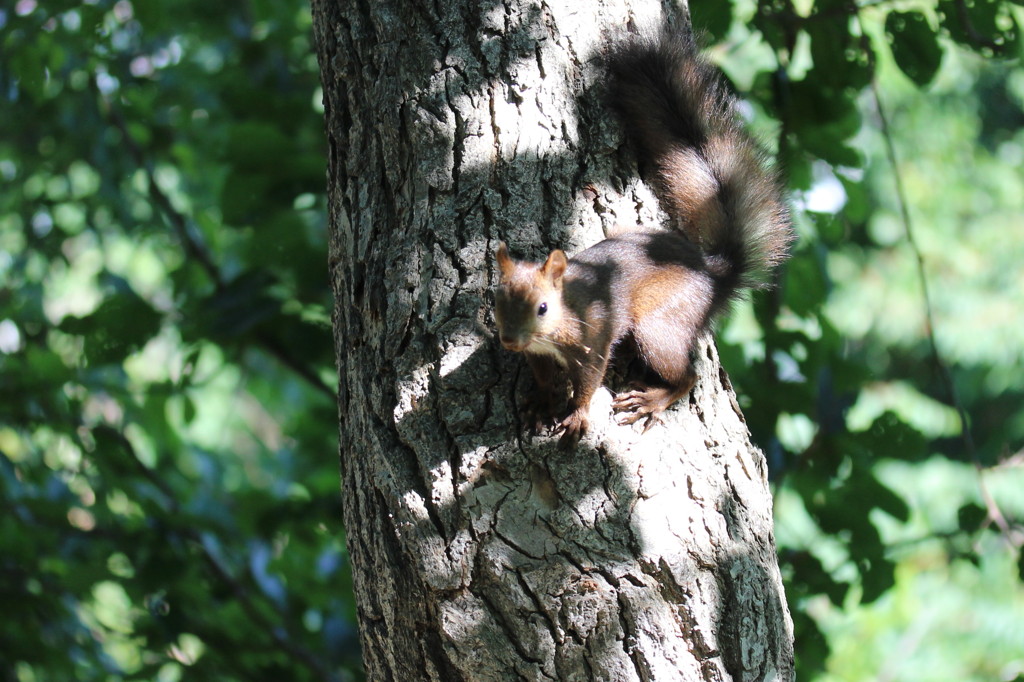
left=612, top=386, right=678, bottom=432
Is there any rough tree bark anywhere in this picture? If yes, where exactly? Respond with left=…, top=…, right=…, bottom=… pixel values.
left=311, top=0, right=794, bottom=679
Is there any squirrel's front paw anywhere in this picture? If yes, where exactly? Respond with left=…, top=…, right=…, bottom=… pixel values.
left=554, top=408, right=589, bottom=449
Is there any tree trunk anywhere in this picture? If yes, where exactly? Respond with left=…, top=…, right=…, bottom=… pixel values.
left=311, top=0, right=794, bottom=679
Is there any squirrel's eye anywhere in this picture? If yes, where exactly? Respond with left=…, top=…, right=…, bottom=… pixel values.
left=537, top=302, right=548, bottom=317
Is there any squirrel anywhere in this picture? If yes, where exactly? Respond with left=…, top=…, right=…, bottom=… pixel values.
left=494, top=31, right=792, bottom=447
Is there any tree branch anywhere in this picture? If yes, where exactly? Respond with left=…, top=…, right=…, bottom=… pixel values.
left=100, top=95, right=223, bottom=286
left=95, top=86, right=336, bottom=401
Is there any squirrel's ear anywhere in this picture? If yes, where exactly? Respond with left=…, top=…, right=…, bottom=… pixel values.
left=542, top=249, right=567, bottom=287
left=496, top=242, right=514, bottom=280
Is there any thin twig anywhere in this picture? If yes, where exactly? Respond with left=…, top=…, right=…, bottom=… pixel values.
left=255, top=330, right=338, bottom=401
left=867, top=59, right=1015, bottom=545
left=95, top=85, right=336, bottom=400
left=100, top=96, right=223, bottom=286
left=953, top=0, right=1003, bottom=53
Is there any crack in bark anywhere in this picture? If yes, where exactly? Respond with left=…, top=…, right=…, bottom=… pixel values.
left=645, top=557, right=721, bottom=664
left=492, top=526, right=547, bottom=561
left=377, top=411, right=451, bottom=543
left=514, top=570, right=564, bottom=647
left=615, top=590, right=650, bottom=682
left=473, top=586, right=549, bottom=675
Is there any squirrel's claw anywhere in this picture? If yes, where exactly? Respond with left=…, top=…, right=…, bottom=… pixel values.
left=522, top=408, right=550, bottom=436
left=554, top=409, right=588, bottom=449
left=640, top=413, right=662, bottom=433
left=613, top=388, right=666, bottom=432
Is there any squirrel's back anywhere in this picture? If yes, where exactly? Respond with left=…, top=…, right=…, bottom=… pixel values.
left=607, top=32, right=792, bottom=297
left=493, top=32, right=793, bottom=444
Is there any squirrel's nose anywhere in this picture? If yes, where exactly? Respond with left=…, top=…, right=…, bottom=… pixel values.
left=500, top=335, right=526, bottom=352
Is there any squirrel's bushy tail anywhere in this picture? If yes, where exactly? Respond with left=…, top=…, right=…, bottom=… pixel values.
left=607, top=31, right=792, bottom=293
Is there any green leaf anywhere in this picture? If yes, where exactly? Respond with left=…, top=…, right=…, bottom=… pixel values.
left=784, top=249, right=829, bottom=316
left=220, top=171, right=273, bottom=225
left=938, top=0, right=1021, bottom=56
left=182, top=394, right=197, bottom=425
left=838, top=173, right=869, bottom=224
left=752, top=0, right=792, bottom=51
left=226, top=122, right=294, bottom=172
left=789, top=551, right=849, bottom=605
left=806, top=14, right=874, bottom=91
left=187, top=270, right=283, bottom=341
left=90, top=426, right=137, bottom=478
left=59, top=277, right=162, bottom=365
left=243, top=210, right=314, bottom=270
left=886, top=11, right=944, bottom=85
left=792, top=608, right=830, bottom=679
left=782, top=144, right=814, bottom=191
left=786, top=78, right=864, bottom=166
left=813, top=213, right=845, bottom=246
left=690, top=0, right=734, bottom=43
left=853, top=411, right=929, bottom=463
left=848, top=467, right=911, bottom=523
left=957, top=502, right=988, bottom=531
left=859, top=555, right=895, bottom=603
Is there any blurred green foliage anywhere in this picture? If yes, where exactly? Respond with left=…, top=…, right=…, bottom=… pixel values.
left=704, top=0, right=1024, bottom=678
left=1, top=1, right=357, bottom=680
left=1, top=0, right=1022, bottom=680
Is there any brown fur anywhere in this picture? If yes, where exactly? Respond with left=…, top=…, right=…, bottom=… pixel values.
left=495, top=32, right=792, bottom=446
